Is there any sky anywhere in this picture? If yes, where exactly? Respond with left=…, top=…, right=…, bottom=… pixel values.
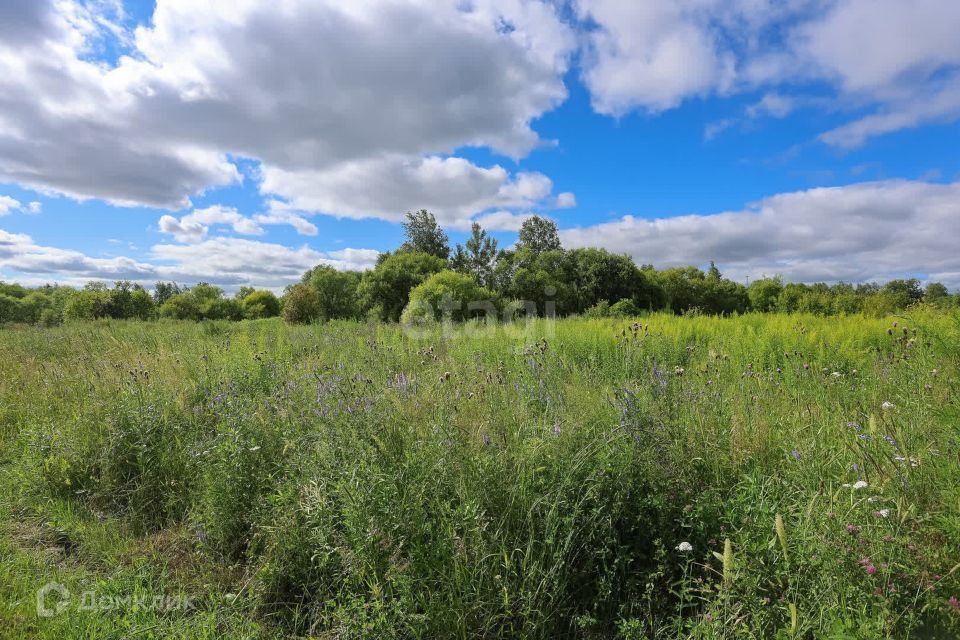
left=0, top=0, right=959, bottom=292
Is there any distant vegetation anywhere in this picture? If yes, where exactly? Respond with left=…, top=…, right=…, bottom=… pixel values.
left=0, top=210, right=956, bottom=328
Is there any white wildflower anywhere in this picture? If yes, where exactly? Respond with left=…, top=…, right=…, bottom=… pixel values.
left=881, top=401, right=894, bottom=411
left=831, top=371, right=842, bottom=378
left=848, top=480, right=869, bottom=490
left=675, top=541, right=693, bottom=552
left=876, top=509, right=890, bottom=518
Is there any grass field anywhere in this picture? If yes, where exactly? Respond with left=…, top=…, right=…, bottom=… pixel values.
left=1, top=311, right=958, bottom=638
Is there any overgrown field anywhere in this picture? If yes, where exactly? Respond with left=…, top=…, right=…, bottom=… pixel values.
left=1, top=312, right=959, bottom=638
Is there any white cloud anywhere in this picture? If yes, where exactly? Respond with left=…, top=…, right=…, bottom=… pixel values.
left=0, top=196, right=21, bottom=215
left=0, top=229, right=378, bottom=290
left=561, top=179, right=960, bottom=288
left=573, top=0, right=960, bottom=146
left=158, top=205, right=264, bottom=243
left=261, top=155, right=563, bottom=229
left=0, top=0, right=575, bottom=210
left=574, top=1, right=734, bottom=115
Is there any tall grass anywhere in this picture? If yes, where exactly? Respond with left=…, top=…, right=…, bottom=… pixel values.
left=1, top=311, right=958, bottom=638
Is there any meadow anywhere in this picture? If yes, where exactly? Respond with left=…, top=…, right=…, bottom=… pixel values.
left=1, top=311, right=958, bottom=638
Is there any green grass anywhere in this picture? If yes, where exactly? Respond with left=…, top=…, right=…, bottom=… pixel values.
left=1, top=311, right=958, bottom=638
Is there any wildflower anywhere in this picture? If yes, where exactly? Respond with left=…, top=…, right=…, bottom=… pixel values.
left=949, top=596, right=960, bottom=610
left=881, top=401, right=895, bottom=411
left=846, top=524, right=860, bottom=535
left=790, top=450, right=801, bottom=460
left=803, top=363, right=810, bottom=370
left=873, top=509, right=890, bottom=518
left=865, top=564, right=878, bottom=575
left=842, top=480, right=868, bottom=489
left=552, top=423, right=561, bottom=438
left=831, top=371, right=842, bottom=378
left=676, top=541, right=693, bottom=552
left=858, top=558, right=871, bottom=566
left=674, top=366, right=685, bottom=376
left=482, top=432, right=491, bottom=446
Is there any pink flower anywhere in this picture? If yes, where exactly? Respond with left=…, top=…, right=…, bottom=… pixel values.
left=949, top=596, right=960, bottom=610
left=846, top=524, right=860, bottom=535
left=865, top=565, right=878, bottom=575
left=858, top=558, right=871, bottom=566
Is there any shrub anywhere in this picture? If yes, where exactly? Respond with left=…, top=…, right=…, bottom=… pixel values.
left=400, top=270, right=498, bottom=324
left=282, top=283, right=321, bottom=324
left=242, top=290, right=281, bottom=319
left=160, top=293, right=203, bottom=321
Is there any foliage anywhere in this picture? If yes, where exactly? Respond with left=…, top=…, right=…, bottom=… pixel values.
left=241, top=290, right=281, bottom=319
left=358, top=251, right=447, bottom=321
left=303, top=265, right=362, bottom=320
left=451, top=222, right=499, bottom=288
left=399, top=209, right=450, bottom=260
left=517, top=215, right=562, bottom=255
left=281, top=283, right=321, bottom=324
left=400, top=270, right=499, bottom=323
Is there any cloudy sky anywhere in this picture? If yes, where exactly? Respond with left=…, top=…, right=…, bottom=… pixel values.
left=1, top=0, right=958, bottom=291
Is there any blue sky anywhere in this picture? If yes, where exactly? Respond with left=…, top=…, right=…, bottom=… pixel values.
left=1, top=0, right=959, bottom=290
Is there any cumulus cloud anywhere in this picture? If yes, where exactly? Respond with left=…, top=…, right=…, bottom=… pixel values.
left=561, top=179, right=960, bottom=288
left=0, top=195, right=42, bottom=216
left=0, top=229, right=379, bottom=291
left=158, top=205, right=265, bottom=243
left=0, top=0, right=574, bottom=211
left=574, top=0, right=960, bottom=146
left=261, top=155, right=562, bottom=229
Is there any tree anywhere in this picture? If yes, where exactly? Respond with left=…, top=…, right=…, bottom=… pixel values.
left=153, top=282, right=181, bottom=305
left=400, top=270, right=499, bottom=323
left=303, top=265, right=362, bottom=320
left=567, top=248, right=664, bottom=313
left=159, top=293, right=202, bottom=321
left=282, top=284, right=321, bottom=324
left=882, top=279, right=924, bottom=309
left=235, top=286, right=257, bottom=301
left=0, top=294, right=21, bottom=323
left=516, top=216, right=561, bottom=255
left=450, top=222, right=498, bottom=288
left=241, top=290, right=281, bottom=319
left=400, top=209, right=449, bottom=260
left=357, top=251, right=447, bottom=321
left=747, top=277, right=783, bottom=312
left=925, top=282, right=950, bottom=307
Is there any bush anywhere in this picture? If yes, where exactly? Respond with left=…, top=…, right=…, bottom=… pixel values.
left=609, top=298, right=641, bottom=317
left=400, top=270, right=498, bottom=324
left=282, top=283, right=321, bottom=324
left=241, top=290, right=281, bottom=319
left=160, top=293, right=203, bottom=321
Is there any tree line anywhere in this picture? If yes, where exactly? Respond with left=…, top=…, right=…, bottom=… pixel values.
left=0, top=210, right=956, bottom=326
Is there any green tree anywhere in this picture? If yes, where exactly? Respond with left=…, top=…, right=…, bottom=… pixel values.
left=747, top=277, right=783, bottom=312
left=882, top=279, right=924, bottom=309
left=567, top=248, right=664, bottom=313
left=241, top=290, right=281, bottom=319
left=282, top=284, right=321, bottom=324
left=153, top=282, right=181, bottom=305
left=450, top=222, right=499, bottom=288
left=0, top=293, right=21, bottom=323
left=358, top=251, right=447, bottom=321
left=303, top=265, right=362, bottom=320
left=401, top=270, right=499, bottom=323
left=516, top=216, right=561, bottom=256
left=400, top=209, right=449, bottom=260
left=159, top=293, right=203, bottom=321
